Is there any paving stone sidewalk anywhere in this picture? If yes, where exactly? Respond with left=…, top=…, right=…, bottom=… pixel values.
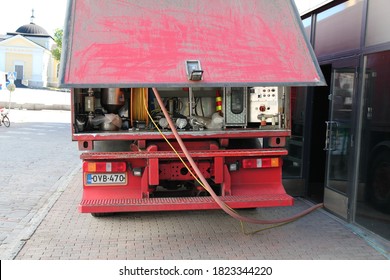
left=14, top=170, right=388, bottom=260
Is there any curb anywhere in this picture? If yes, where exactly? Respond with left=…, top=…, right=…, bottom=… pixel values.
left=0, top=101, right=70, bottom=111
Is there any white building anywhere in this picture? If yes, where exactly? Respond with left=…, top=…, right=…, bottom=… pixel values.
left=0, top=13, right=59, bottom=88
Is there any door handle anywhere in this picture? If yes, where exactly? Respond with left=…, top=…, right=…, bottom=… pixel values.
left=324, top=121, right=338, bottom=151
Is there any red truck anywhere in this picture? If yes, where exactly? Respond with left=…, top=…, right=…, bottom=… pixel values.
left=60, top=0, right=324, bottom=216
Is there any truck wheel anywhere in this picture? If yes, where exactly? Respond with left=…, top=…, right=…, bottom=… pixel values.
left=367, top=150, right=390, bottom=213
left=91, top=213, right=111, bottom=217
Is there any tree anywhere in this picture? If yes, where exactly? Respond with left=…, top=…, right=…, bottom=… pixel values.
left=52, top=28, right=63, bottom=61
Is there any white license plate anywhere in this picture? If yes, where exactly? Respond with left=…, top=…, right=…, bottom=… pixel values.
left=86, top=173, right=127, bottom=185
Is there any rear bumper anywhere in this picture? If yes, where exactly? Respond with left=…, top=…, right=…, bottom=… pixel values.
left=79, top=194, right=294, bottom=213
left=79, top=146, right=292, bottom=214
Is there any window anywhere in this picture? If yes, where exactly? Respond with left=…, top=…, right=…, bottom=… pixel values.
left=314, top=0, right=363, bottom=57
left=356, top=51, right=390, bottom=240
left=365, top=0, right=390, bottom=47
left=302, top=16, right=312, bottom=43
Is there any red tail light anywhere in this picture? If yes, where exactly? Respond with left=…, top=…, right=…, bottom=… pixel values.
left=83, top=162, right=127, bottom=173
left=242, top=158, right=280, bottom=169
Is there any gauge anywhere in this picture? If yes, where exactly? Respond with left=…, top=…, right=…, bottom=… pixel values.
left=158, top=117, right=169, bottom=129
left=176, top=118, right=188, bottom=129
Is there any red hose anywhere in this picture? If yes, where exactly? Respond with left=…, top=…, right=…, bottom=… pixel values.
left=152, top=88, right=323, bottom=224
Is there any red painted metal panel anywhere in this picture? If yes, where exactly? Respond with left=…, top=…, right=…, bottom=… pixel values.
left=61, top=0, right=324, bottom=87
left=159, top=161, right=211, bottom=180
left=148, top=158, right=159, bottom=185
left=80, top=148, right=288, bottom=160
left=214, top=157, right=224, bottom=184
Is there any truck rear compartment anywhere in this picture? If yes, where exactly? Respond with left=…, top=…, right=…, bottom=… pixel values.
left=60, top=0, right=325, bottom=215
left=70, top=86, right=293, bottom=213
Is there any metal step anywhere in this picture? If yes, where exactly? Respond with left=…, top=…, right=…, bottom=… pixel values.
left=79, top=194, right=294, bottom=213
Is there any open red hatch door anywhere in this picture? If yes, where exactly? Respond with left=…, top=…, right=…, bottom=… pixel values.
left=60, top=0, right=325, bottom=87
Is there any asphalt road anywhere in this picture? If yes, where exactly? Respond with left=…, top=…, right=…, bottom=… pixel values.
left=0, top=109, right=80, bottom=259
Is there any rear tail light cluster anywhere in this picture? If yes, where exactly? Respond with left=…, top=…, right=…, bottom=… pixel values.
left=83, top=162, right=127, bottom=173
left=242, top=158, right=280, bottom=169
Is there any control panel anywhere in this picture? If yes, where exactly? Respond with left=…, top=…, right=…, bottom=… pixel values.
left=249, top=86, right=282, bottom=125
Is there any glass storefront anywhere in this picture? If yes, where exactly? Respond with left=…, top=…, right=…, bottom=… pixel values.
left=290, top=0, right=390, bottom=241
left=356, top=51, right=390, bottom=240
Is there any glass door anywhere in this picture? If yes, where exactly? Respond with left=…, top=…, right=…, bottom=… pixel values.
left=323, top=59, right=358, bottom=219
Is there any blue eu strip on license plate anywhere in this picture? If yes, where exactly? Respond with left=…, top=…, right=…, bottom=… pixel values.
left=86, top=173, right=127, bottom=185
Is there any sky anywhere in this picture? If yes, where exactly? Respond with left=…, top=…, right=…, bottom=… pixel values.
left=0, top=0, right=332, bottom=36
left=0, top=0, right=68, bottom=36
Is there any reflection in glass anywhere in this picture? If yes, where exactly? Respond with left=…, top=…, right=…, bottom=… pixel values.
left=302, top=16, right=311, bottom=42
left=326, top=69, right=355, bottom=195
left=314, top=0, right=363, bottom=57
left=283, top=87, right=306, bottom=178
left=365, top=0, right=390, bottom=47
left=356, top=51, right=390, bottom=240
